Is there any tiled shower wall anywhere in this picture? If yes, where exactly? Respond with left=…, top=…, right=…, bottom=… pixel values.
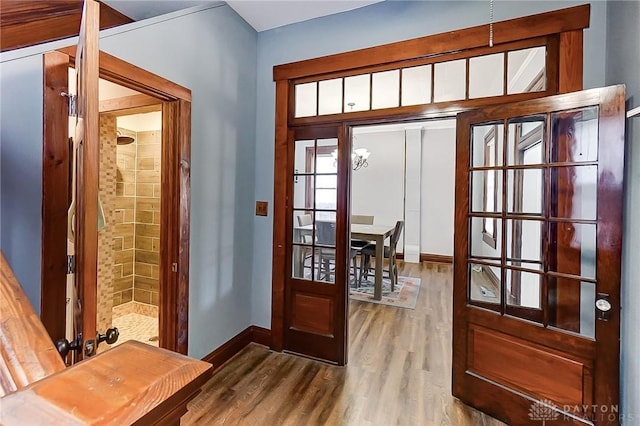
left=133, top=130, right=161, bottom=306
left=97, top=114, right=117, bottom=332
left=113, top=127, right=137, bottom=306
left=112, top=128, right=161, bottom=308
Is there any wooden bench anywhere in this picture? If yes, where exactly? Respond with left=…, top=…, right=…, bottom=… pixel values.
left=0, top=252, right=213, bottom=424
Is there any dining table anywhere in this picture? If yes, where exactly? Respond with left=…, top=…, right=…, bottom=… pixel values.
left=293, top=222, right=396, bottom=301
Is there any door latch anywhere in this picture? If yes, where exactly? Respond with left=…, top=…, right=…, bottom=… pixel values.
left=595, top=293, right=612, bottom=320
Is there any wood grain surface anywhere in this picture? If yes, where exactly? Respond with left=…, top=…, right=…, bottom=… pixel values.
left=0, top=252, right=65, bottom=397
left=183, top=261, right=504, bottom=426
left=1, top=341, right=212, bottom=425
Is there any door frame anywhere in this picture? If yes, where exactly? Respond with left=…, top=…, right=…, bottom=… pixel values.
left=41, top=48, right=192, bottom=354
left=271, top=5, right=588, bottom=354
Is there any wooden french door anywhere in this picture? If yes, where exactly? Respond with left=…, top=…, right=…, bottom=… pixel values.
left=284, top=125, right=350, bottom=364
left=72, top=0, right=101, bottom=359
left=453, top=85, right=625, bottom=425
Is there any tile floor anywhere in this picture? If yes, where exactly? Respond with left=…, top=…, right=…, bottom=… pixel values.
left=112, top=312, right=159, bottom=347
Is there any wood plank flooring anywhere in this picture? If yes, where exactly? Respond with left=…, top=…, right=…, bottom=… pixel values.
left=182, top=262, right=505, bottom=425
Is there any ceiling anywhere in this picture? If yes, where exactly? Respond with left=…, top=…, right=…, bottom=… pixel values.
left=102, top=0, right=383, bottom=32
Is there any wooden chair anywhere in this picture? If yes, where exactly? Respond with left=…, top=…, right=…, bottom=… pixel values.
left=315, top=221, right=360, bottom=284
left=296, top=214, right=313, bottom=276
left=359, top=220, right=405, bottom=291
left=0, top=251, right=213, bottom=425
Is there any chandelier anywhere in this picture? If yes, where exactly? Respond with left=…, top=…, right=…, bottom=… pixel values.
left=331, top=148, right=370, bottom=171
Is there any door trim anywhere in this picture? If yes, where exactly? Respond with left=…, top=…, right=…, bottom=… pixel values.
left=270, top=5, right=588, bottom=354
left=41, top=48, right=192, bottom=354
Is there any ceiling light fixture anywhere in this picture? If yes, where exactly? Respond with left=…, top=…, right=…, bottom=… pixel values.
left=331, top=147, right=370, bottom=171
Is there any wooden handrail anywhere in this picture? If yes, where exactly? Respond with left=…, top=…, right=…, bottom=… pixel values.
left=0, top=251, right=65, bottom=397
left=0, top=251, right=213, bottom=424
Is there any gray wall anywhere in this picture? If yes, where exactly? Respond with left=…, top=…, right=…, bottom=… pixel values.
left=252, top=0, right=608, bottom=327
left=0, top=4, right=258, bottom=359
left=0, top=56, right=44, bottom=310
left=606, top=1, right=640, bottom=423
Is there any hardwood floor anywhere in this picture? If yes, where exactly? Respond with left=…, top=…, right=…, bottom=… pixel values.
left=182, top=262, right=505, bottom=425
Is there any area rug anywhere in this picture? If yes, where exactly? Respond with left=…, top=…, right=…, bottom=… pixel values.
left=350, top=275, right=421, bottom=309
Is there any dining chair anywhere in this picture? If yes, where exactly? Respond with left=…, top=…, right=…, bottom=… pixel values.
left=351, top=214, right=374, bottom=249
left=359, top=220, right=404, bottom=291
left=296, top=214, right=313, bottom=277
left=316, top=221, right=360, bottom=284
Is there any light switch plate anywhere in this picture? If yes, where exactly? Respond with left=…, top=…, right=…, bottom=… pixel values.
left=255, top=201, right=268, bottom=216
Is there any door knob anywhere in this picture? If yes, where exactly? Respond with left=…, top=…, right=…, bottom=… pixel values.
left=56, top=333, right=82, bottom=358
left=97, top=327, right=119, bottom=346
left=595, top=293, right=612, bottom=320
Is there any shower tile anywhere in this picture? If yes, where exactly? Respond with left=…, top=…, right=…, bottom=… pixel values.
left=134, top=288, right=151, bottom=304
left=153, top=211, right=161, bottom=224
left=118, top=169, right=135, bottom=182
left=136, top=197, right=160, bottom=211
left=152, top=265, right=159, bottom=279
left=135, top=262, right=153, bottom=277
left=121, top=262, right=134, bottom=276
left=113, top=292, right=122, bottom=306
left=136, top=236, right=152, bottom=251
left=137, top=144, right=158, bottom=157
left=151, top=292, right=159, bottom=306
left=123, top=235, right=134, bottom=250
left=115, top=196, right=135, bottom=210
left=153, top=184, right=161, bottom=197
left=112, top=237, right=123, bottom=251
left=123, top=210, right=135, bottom=223
left=136, top=276, right=158, bottom=291
left=152, top=238, right=160, bottom=252
left=136, top=250, right=159, bottom=265
left=137, top=223, right=160, bottom=238
left=113, top=264, right=123, bottom=279
left=114, top=276, right=133, bottom=292
left=115, top=222, right=134, bottom=236
left=136, top=170, right=160, bottom=183
left=124, top=183, right=136, bottom=196
left=137, top=157, right=155, bottom=170
left=136, top=183, right=154, bottom=197
left=136, top=210, right=154, bottom=223
left=121, top=289, right=133, bottom=303
left=116, top=183, right=124, bottom=196
left=114, top=249, right=134, bottom=265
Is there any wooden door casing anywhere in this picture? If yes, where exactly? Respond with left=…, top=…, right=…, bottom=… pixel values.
left=41, top=49, right=192, bottom=355
left=453, top=86, right=625, bottom=425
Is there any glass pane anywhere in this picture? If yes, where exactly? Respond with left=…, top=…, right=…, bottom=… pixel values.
left=469, top=53, right=504, bottom=98
left=295, top=82, right=317, bottom=117
left=548, top=223, right=596, bottom=280
left=293, top=175, right=313, bottom=209
left=294, top=139, right=314, bottom=173
left=471, top=123, right=504, bottom=168
left=506, top=269, right=542, bottom=309
left=318, top=78, right=342, bottom=115
left=548, top=276, right=595, bottom=338
left=551, top=107, right=599, bottom=163
left=507, top=46, right=546, bottom=94
left=293, top=211, right=314, bottom=244
left=315, top=211, right=336, bottom=236
left=372, top=70, right=400, bottom=109
left=549, top=165, right=597, bottom=220
left=507, top=119, right=544, bottom=165
left=344, top=74, right=370, bottom=112
left=292, top=244, right=313, bottom=280
left=506, top=219, right=543, bottom=268
left=471, top=170, right=503, bottom=213
left=434, top=59, right=466, bottom=102
left=470, top=217, right=501, bottom=260
left=315, top=247, right=336, bottom=283
left=401, top=65, right=431, bottom=106
left=507, top=168, right=543, bottom=215
left=469, top=263, right=501, bottom=304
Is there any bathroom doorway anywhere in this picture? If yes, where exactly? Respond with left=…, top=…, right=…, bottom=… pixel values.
left=107, top=108, right=163, bottom=348
left=41, top=49, right=192, bottom=356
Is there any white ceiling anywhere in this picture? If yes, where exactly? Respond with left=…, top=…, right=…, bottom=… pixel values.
left=103, top=0, right=383, bottom=32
